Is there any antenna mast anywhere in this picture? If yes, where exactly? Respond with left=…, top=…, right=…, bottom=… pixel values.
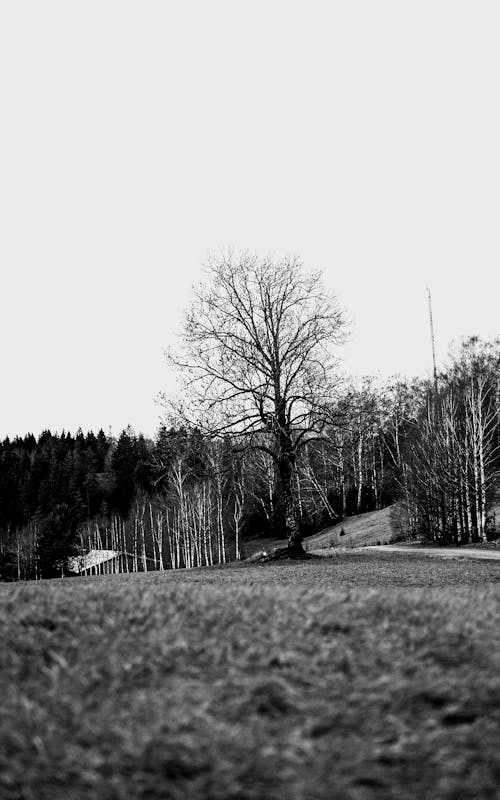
left=427, top=287, right=438, bottom=392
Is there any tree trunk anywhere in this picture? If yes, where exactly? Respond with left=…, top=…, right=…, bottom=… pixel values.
left=277, top=449, right=304, bottom=555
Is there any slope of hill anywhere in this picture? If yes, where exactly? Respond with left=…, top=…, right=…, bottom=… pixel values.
left=304, top=504, right=401, bottom=552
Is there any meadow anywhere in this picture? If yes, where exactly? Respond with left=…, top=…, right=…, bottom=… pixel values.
left=2, top=552, right=500, bottom=799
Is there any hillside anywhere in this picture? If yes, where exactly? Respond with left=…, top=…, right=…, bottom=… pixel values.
left=304, top=494, right=500, bottom=554
left=304, top=503, right=401, bottom=552
left=244, top=505, right=403, bottom=561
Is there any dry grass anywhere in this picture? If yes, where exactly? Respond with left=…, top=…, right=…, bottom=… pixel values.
left=1, top=553, right=500, bottom=799
left=305, top=505, right=401, bottom=550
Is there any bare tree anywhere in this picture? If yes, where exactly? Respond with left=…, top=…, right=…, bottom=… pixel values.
left=165, top=251, right=347, bottom=554
left=394, top=338, right=500, bottom=544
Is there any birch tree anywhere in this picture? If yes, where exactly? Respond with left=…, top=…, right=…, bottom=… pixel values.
left=399, top=338, right=500, bottom=543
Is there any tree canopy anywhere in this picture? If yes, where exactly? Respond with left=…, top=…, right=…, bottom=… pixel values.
left=167, top=251, right=348, bottom=552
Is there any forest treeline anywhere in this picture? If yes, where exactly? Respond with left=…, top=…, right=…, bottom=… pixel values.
left=1, top=336, right=499, bottom=580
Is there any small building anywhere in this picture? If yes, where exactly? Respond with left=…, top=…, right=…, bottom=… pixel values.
left=67, top=549, right=157, bottom=575
left=68, top=549, right=125, bottom=575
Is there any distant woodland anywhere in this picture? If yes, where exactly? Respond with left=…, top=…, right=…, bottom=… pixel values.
left=1, top=334, right=499, bottom=580
left=1, top=255, right=500, bottom=579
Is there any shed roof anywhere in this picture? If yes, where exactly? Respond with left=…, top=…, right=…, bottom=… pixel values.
left=68, top=549, right=121, bottom=573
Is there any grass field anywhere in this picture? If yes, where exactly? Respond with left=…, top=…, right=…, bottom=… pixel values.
left=2, top=553, right=500, bottom=799
left=304, top=505, right=401, bottom=551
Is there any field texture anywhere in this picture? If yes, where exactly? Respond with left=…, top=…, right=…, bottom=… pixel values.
left=305, top=505, right=400, bottom=550
left=2, top=553, right=500, bottom=799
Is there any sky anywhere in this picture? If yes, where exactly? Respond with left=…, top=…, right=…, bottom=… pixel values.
left=1, top=1, right=499, bottom=440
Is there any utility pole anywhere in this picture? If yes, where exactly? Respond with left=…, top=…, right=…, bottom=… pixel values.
left=427, top=287, right=438, bottom=395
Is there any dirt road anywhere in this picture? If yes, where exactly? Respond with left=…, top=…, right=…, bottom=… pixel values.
left=363, top=545, right=500, bottom=561
left=309, top=543, right=500, bottom=561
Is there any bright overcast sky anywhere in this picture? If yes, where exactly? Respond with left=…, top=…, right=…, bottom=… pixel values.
left=1, top=1, right=499, bottom=439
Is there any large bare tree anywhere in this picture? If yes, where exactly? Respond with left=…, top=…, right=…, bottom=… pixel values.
left=166, top=251, right=347, bottom=554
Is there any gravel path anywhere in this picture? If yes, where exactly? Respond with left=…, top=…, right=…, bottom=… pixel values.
left=345, top=544, right=500, bottom=561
